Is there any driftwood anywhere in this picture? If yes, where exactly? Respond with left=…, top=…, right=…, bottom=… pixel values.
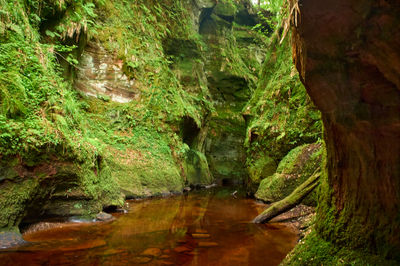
left=252, top=169, right=321, bottom=224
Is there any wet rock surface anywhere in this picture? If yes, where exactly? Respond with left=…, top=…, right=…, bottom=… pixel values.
left=141, top=247, right=162, bottom=257
left=96, top=212, right=115, bottom=222
left=0, top=231, right=26, bottom=249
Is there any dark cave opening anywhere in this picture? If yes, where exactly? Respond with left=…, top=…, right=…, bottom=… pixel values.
left=181, top=116, right=200, bottom=147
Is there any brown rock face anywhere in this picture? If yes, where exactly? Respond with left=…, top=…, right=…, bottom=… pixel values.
left=291, top=0, right=400, bottom=259
left=75, top=42, right=138, bottom=103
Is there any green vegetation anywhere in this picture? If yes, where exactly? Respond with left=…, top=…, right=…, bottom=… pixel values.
left=245, top=36, right=322, bottom=159
left=282, top=232, right=398, bottom=266
left=0, top=0, right=213, bottom=228
left=0, top=0, right=321, bottom=227
left=244, top=1, right=322, bottom=192
left=255, top=143, right=322, bottom=205
left=2, top=0, right=395, bottom=265
left=0, top=0, right=269, bottom=229
left=253, top=168, right=320, bottom=224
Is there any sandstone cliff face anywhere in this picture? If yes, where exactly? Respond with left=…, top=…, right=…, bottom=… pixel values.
left=75, top=42, right=138, bottom=103
left=291, top=0, right=400, bottom=259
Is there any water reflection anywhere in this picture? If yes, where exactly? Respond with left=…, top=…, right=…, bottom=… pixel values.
left=0, top=188, right=298, bottom=265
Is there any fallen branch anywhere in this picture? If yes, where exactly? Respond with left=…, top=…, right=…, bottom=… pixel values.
left=252, top=169, right=321, bottom=224
left=232, top=190, right=237, bottom=198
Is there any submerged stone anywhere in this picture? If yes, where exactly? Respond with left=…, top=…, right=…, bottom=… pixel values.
left=133, top=256, right=152, bottom=264
left=198, top=241, right=218, bottom=247
left=191, top=233, right=211, bottom=238
left=174, top=246, right=191, bottom=253
left=0, top=231, right=26, bottom=249
left=159, top=261, right=174, bottom=265
left=141, top=247, right=162, bottom=257
left=96, top=212, right=115, bottom=222
left=60, top=239, right=106, bottom=251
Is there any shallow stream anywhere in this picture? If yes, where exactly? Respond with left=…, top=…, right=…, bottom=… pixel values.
left=0, top=188, right=298, bottom=265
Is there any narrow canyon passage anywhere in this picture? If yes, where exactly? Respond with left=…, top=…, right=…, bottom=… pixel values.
left=1, top=0, right=398, bottom=264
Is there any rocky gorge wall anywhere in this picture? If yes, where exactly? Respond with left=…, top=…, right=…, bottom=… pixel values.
left=75, top=42, right=138, bottom=103
left=0, top=0, right=267, bottom=236
left=286, top=0, right=400, bottom=263
left=74, top=0, right=266, bottom=186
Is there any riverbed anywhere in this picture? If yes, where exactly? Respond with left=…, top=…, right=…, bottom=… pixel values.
left=0, top=188, right=298, bottom=265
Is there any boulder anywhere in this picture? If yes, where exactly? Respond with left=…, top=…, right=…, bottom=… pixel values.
left=255, top=143, right=323, bottom=205
left=96, top=212, right=115, bottom=222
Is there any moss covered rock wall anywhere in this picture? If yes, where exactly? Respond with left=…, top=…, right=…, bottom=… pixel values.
left=200, top=0, right=265, bottom=184
left=244, top=29, right=322, bottom=193
left=0, top=0, right=266, bottom=233
left=255, top=142, right=322, bottom=205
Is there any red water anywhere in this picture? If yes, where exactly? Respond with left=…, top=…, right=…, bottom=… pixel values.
left=0, top=188, right=298, bottom=265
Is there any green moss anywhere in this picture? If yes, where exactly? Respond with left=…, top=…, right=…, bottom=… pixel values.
left=0, top=0, right=265, bottom=231
left=101, top=125, right=186, bottom=198
left=0, top=179, right=39, bottom=228
left=276, top=145, right=307, bottom=173
left=112, top=161, right=183, bottom=198
left=77, top=158, right=123, bottom=207
left=247, top=153, right=277, bottom=192
left=282, top=232, right=398, bottom=266
left=184, top=149, right=214, bottom=185
left=255, top=143, right=322, bottom=204
left=244, top=35, right=322, bottom=174
left=214, top=1, right=238, bottom=17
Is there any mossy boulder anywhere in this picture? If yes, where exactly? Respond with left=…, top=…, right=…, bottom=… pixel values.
left=214, top=1, right=237, bottom=18
left=184, top=149, right=213, bottom=185
left=194, top=0, right=216, bottom=9
left=111, top=154, right=184, bottom=199
left=0, top=156, right=123, bottom=229
left=255, top=143, right=323, bottom=205
left=247, top=154, right=277, bottom=193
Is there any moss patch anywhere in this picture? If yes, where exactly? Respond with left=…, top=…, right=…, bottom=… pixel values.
left=244, top=34, right=322, bottom=192
left=255, top=143, right=323, bottom=205
left=282, top=231, right=398, bottom=266
left=184, top=149, right=213, bottom=185
left=247, top=153, right=277, bottom=193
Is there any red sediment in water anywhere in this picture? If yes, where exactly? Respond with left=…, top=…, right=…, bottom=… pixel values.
left=0, top=188, right=299, bottom=266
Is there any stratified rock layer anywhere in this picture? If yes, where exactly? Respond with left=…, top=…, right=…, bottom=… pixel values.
left=75, top=42, right=138, bottom=103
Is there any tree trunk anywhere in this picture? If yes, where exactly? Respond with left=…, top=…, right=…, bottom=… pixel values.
left=253, top=170, right=320, bottom=223
left=291, top=0, right=400, bottom=260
